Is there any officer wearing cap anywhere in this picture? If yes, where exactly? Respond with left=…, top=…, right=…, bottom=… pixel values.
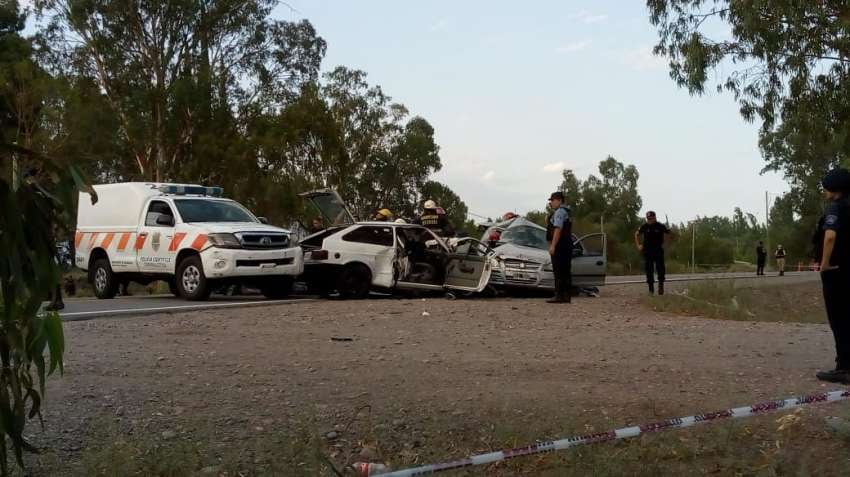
left=414, top=199, right=454, bottom=237
left=814, top=168, right=850, bottom=384
left=635, top=211, right=672, bottom=295
left=546, top=191, right=572, bottom=303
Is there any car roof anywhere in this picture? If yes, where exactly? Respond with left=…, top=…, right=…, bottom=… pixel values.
left=355, top=221, right=423, bottom=228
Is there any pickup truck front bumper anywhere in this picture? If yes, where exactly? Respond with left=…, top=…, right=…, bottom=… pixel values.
left=201, top=246, right=304, bottom=279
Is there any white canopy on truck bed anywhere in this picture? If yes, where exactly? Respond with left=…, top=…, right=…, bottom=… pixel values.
left=77, top=182, right=202, bottom=229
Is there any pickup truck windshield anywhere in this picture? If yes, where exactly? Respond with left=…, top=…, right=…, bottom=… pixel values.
left=173, top=199, right=257, bottom=223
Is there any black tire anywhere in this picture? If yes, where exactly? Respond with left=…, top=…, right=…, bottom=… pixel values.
left=261, top=277, right=294, bottom=299
left=175, top=255, right=211, bottom=301
left=91, top=258, right=118, bottom=299
left=167, top=279, right=180, bottom=297
left=336, top=264, right=371, bottom=299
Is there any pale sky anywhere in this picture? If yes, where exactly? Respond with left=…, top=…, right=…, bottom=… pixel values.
left=276, top=0, right=790, bottom=224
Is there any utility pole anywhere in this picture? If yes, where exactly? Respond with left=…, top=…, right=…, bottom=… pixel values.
left=691, top=221, right=696, bottom=274
left=765, top=191, right=770, bottom=273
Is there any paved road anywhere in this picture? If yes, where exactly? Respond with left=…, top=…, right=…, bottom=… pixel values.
left=57, top=271, right=817, bottom=320
left=58, top=295, right=316, bottom=321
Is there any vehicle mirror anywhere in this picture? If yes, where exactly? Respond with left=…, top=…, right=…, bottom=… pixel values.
left=156, top=214, right=175, bottom=226
left=572, top=247, right=583, bottom=257
left=258, top=216, right=269, bottom=224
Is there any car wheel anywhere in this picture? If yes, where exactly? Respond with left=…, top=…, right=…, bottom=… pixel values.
left=261, top=277, right=294, bottom=299
left=337, top=264, right=371, bottom=299
left=91, top=258, right=118, bottom=299
left=176, top=255, right=211, bottom=301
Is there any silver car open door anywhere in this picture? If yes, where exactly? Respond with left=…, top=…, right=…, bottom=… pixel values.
left=443, top=238, right=494, bottom=292
left=299, top=189, right=355, bottom=226
left=571, top=233, right=607, bottom=287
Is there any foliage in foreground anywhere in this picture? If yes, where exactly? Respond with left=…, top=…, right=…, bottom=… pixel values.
left=0, top=145, right=93, bottom=475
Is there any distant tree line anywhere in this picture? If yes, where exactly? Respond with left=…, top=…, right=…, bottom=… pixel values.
left=1, top=0, right=464, bottom=228
left=524, top=156, right=812, bottom=273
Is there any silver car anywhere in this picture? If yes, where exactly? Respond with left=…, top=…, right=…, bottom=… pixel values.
left=480, top=216, right=607, bottom=290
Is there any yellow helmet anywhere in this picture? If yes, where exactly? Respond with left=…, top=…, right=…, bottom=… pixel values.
left=377, top=208, right=392, bottom=218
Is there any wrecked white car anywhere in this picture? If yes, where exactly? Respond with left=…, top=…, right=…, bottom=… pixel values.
left=480, top=216, right=607, bottom=291
left=299, top=190, right=497, bottom=298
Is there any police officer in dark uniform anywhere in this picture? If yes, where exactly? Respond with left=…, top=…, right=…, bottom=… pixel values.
left=815, top=168, right=850, bottom=384
left=414, top=200, right=454, bottom=237
left=546, top=191, right=572, bottom=304
left=756, top=241, right=767, bottom=276
left=635, top=211, right=672, bottom=295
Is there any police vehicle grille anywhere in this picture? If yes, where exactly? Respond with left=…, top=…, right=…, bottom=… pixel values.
left=237, top=233, right=289, bottom=249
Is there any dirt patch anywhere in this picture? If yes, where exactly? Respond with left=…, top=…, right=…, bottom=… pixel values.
left=25, top=279, right=850, bottom=476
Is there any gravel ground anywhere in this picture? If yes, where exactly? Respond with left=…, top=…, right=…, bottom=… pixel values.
left=25, top=276, right=850, bottom=476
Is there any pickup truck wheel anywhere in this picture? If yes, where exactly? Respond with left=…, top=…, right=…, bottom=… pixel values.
left=92, top=258, right=118, bottom=299
left=337, top=265, right=371, bottom=299
left=176, top=256, right=211, bottom=301
left=261, top=277, right=293, bottom=299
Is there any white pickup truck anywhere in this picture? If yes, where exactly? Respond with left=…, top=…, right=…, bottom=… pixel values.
left=75, top=182, right=303, bottom=300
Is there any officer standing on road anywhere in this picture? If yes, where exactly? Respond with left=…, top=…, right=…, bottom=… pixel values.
left=814, top=168, right=850, bottom=384
left=756, top=241, right=767, bottom=276
left=774, top=245, right=787, bottom=276
left=546, top=191, right=572, bottom=304
left=635, top=211, right=673, bottom=295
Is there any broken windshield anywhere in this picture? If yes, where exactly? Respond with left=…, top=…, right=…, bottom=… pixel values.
left=500, top=225, right=549, bottom=250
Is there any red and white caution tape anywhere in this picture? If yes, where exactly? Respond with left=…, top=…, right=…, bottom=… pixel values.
left=374, top=389, right=850, bottom=477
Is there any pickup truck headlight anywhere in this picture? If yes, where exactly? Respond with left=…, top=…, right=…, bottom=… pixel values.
left=207, top=233, right=242, bottom=249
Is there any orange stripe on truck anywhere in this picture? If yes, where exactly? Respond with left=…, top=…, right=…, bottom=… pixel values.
left=100, top=232, right=115, bottom=249
left=169, top=232, right=187, bottom=252
left=88, top=233, right=100, bottom=250
left=75, top=231, right=83, bottom=249
left=117, top=233, right=131, bottom=251
left=190, top=234, right=208, bottom=251
left=134, top=234, right=147, bottom=251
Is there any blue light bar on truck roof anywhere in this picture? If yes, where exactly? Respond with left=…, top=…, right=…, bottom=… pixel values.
left=158, top=185, right=224, bottom=197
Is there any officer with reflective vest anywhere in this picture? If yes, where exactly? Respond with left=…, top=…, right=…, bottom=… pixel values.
left=814, top=168, right=850, bottom=385
left=774, top=245, right=787, bottom=276
left=414, top=200, right=454, bottom=237
left=546, top=191, right=572, bottom=304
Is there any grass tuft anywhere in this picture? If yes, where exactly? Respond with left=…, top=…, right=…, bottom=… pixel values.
left=643, top=280, right=826, bottom=324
